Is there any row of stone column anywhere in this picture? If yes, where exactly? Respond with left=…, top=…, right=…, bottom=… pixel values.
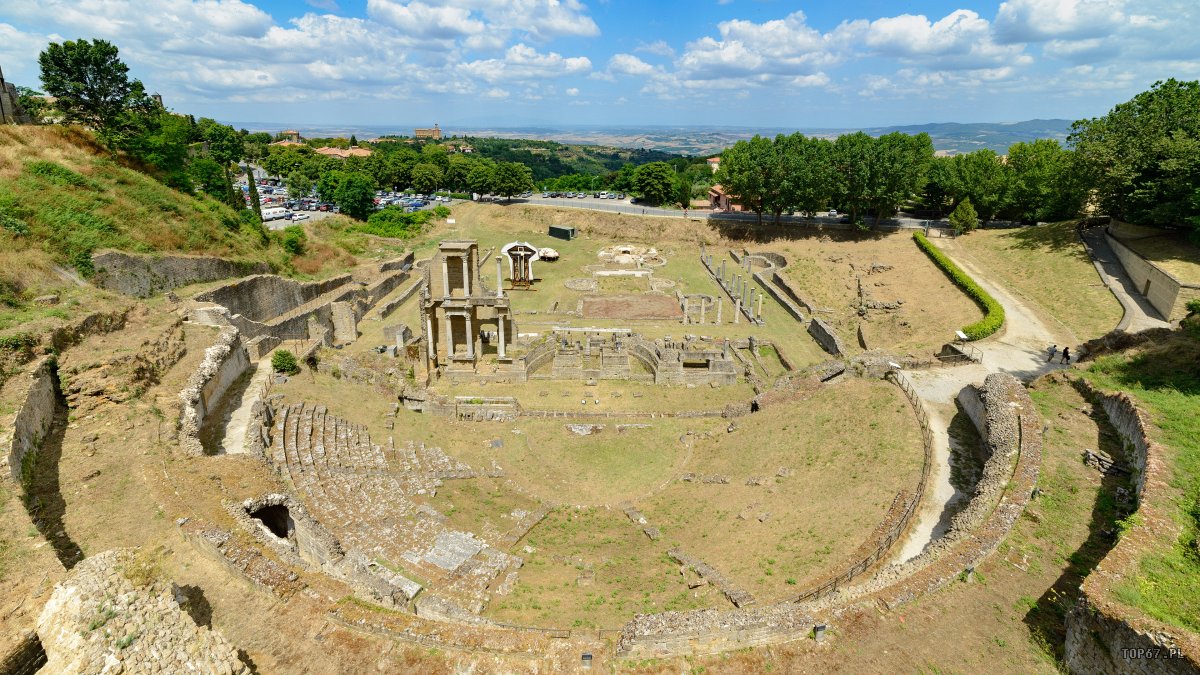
left=700, top=252, right=764, bottom=323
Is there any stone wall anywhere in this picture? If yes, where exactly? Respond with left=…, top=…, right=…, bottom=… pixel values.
left=377, top=277, right=424, bottom=319
left=91, top=249, right=270, bottom=298
left=194, top=274, right=352, bottom=323
left=1, top=356, right=59, bottom=484
left=36, top=549, right=250, bottom=673
left=177, top=328, right=251, bottom=456
left=1106, top=225, right=1200, bottom=321
left=807, top=317, right=847, bottom=357
left=1064, top=382, right=1200, bottom=674
left=854, top=373, right=1042, bottom=610
left=617, top=604, right=817, bottom=659
left=0, top=632, right=45, bottom=675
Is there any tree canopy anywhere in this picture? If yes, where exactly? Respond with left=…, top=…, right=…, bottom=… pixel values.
left=38, top=39, right=152, bottom=143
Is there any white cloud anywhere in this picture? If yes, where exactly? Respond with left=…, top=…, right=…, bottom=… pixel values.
left=994, top=0, right=1125, bottom=44
left=858, top=10, right=1030, bottom=70
left=565, top=87, right=579, bottom=95
left=367, top=0, right=485, bottom=38
left=634, top=40, right=675, bottom=58
left=459, top=44, right=591, bottom=85
left=608, top=54, right=657, bottom=77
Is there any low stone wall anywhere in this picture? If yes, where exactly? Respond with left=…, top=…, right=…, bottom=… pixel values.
left=0, top=632, right=45, bottom=675
left=377, top=276, right=423, bottom=319
left=860, top=373, right=1041, bottom=609
left=1064, top=382, right=1200, bottom=674
left=617, top=604, right=817, bottom=659
left=194, top=273, right=353, bottom=324
left=807, top=317, right=847, bottom=357
left=1106, top=224, right=1200, bottom=321
left=378, top=251, right=415, bottom=273
left=91, top=249, right=270, bottom=298
left=36, top=549, right=250, bottom=673
left=1, top=356, right=59, bottom=484
left=177, top=329, right=251, bottom=457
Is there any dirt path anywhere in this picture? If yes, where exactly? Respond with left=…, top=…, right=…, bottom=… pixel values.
left=220, top=359, right=273, bottom=455
left=1079, top=227, right=1173, bottom=332
left=896, top=239, right=1080, bottom=559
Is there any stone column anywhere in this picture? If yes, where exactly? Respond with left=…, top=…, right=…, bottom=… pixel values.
left=426, top=314, right=436, bottom=359
left=734, top=298, right=741, bottom=324
left=441, top=256, right=450, bottom=298
left=683, top=297, right=690, bottom=324
left=498, top=314, right=506, bottom=359
left=700, top=298, right=707, bottom=324
left=496, top=256, right=504, bottom=298
left=465, top=313, right=475, bottom=358
left=461, top=255, right=470, bottom=297
left=444, top=314, right=454, bottom=356
left=716, top=297, right=723, bottom=324
left=757, top=292, right=764, bottom=318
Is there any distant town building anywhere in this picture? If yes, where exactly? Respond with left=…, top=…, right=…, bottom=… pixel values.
left=314, top=146, right=372, bottom=159
left=446, top=143, right=474, bottom=153
left=415, top=123, right=442, bottom=140
left=706, top=157, right=721, bottom=174
left=279, top=129, right=302, bottom=142
left=708, top=184, right=743, bottom=212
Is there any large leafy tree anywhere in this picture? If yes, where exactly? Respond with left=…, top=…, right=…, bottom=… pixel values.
left=334, top=172, right=376, bottom=220
left=831, top=132, right=875, bottom=224
left=868, top=132, right=933, bottom=224
left=467, top=163, right=495, bottom=195
left=1071, top=78, right=1200, bottom=232
left=1005, top=139, right=1086, bottom=223
left=38, top=39, right=153, bottom=143
left=411, top=163, right=444, bottom=194
left=633, top=161, right=675, bottom=206
left=492, top=161, right=534, bottom=200
left=716, top=138, right=772, bottom=223
left=947, top=150, right=1009, bottom=223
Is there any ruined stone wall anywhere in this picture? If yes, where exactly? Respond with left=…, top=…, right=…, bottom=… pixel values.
left=617, top=604, right=817, bottom=659
left=861, top=373, right=1041, bottom=609
left=177, top=329, right=250, bottom=456
left=377, top=276, right=424, bottom=319
left=91, top=249, right=270, bottom=298
left=1064, top=382, right=1200, bottom=674
left=36, top=549, right=250, bottom=673
left=807, top=317, right=847, bottom=357
left=194, top=273, right=352, bottom=323
left=769, top=271, right=817, bottom=314
left=378, top=251, right=415, bottom=273
left=0, top=632, right=45, bottom=675
left=364, top=270, right=410, bottom=305
left=1, top=356, right=59, bottom=484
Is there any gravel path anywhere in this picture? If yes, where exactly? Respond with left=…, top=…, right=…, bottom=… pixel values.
left=1079, top=226, right=1172, bottom=332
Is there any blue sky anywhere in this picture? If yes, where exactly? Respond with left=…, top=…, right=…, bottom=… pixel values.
left=1, top=0, right=1197, bottom=131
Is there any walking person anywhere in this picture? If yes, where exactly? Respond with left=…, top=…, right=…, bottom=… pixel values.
left=1060, top=347, right=1071, bottom=365
left=1047, top=344, right=1058, bottom=362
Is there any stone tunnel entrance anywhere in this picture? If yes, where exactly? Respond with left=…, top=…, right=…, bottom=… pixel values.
left=248, top=503, right=294, bottom=541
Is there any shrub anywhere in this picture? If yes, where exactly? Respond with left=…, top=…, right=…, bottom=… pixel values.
left=355, top=207, right=432, bottom=239
left=280, top=225, right=306, bottom=256
left=1187, top=298, right=1200, bottom=315
left=0, top=213, right=28, bottom=236
left=949, top=198, right=979, bottom=234
left=432, top=204, right=451, bottom=219
left=271, top=349, right=300, bottom=375
left=913, top=231, right=1005, bottom=340
left=25, top=160, right=94, bottom=188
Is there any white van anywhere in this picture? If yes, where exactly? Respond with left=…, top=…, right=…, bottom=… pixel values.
left=262, top=206, right=292, bottom=226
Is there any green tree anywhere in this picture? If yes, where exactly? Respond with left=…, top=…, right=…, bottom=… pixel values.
left=14, top=86, right=50, bottom=124
left=421, top=143, right=450, bottom=171
left=831, top=132, right=875, bottom=225
left=245, top=172, right=262, bottom=220
left=349, top=134, right=358, bottom=147
left=1005, top=139, right=1085, bottom=222
left=947, top=150, right=1009, bottom=223
left=120, top=110, right=194, bottom=189
left=715, top=139, right=771, bottom=223
left=949, top=197, right=979, bottom=233
left=868, top=132, right=933, bottom=224
left=634, top=161, right=676, bottom=206
left=1071, top=79, right=1200, bottom=232
left=333, top=171, right=377, bottom=220
left=492, top=162, right=534, bottom=201
left=199, top=119, right=246, bottom=210
left=411, top=163, right=444, bottom=194
left=467, top=163, right=495, bottom=195
left=287, top=171, right=313, bottom=200
left=37, top=38, right=153, bottom=142
left=187, top=156, right=226, bottom=200
left=445, top=154, right=475, bottom=192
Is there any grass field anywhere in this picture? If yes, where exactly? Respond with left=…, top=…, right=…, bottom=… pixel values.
left=776, top=230, right=984, bottom=355
left=950, top=222, right=1123, bottom=341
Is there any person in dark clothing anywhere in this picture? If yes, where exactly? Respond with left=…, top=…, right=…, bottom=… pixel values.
left=1047, top=344, right=1058, bottom=362
left=1060, top=347, right=1071, bottom=364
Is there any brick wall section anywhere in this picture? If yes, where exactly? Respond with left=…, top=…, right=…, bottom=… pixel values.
left=91, top=250, right=270, bottom=298
left=1064, top=381, right=1200, bottom=674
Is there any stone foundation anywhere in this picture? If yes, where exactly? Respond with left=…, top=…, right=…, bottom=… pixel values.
left=177, top=328, right=251, bottom=456
left=91, top=249, right=270, bottom=298
left=1, top=356, right=59, bottom=484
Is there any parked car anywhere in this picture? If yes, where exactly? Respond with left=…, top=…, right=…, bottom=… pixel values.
left=290, top=213, right=310, bottom=221
left=828, top=209, right=838, bottom=217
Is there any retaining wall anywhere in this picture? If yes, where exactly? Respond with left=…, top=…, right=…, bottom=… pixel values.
left=1, top=357, right=59, bottom=484
left=194, top=274, right=353, bottom=323
left=1064, top=382, right=1200, bottom=674
left=807, top=317, right=847, bottom=357
left=177, top=329, right=251, bottom=457
left=91, top=250, right=270, bottom=298
left=1106, top=225, right=1200, bottom=321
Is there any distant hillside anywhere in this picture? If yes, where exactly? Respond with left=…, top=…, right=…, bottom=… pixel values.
left=861, top=119, right=1074, bottom=155
left=457, top=137, right=680, bottom=181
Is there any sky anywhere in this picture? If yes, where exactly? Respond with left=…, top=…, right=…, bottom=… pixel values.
left=1, top=0, right=1197, bottom=131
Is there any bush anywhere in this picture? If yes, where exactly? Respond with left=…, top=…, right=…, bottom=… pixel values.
left=0, top=213, right=28, bottom=236
left=432, top=204, right=451, bottom=219
left=280, top=225, right=306, bottom=256
left=271, top=349, right=300, bottom=375
left=913, top=231, right=1005, bottom=340
left=355, top=206, right=433, bottom=239
left=1187, top=298, right=1200, bottom=315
